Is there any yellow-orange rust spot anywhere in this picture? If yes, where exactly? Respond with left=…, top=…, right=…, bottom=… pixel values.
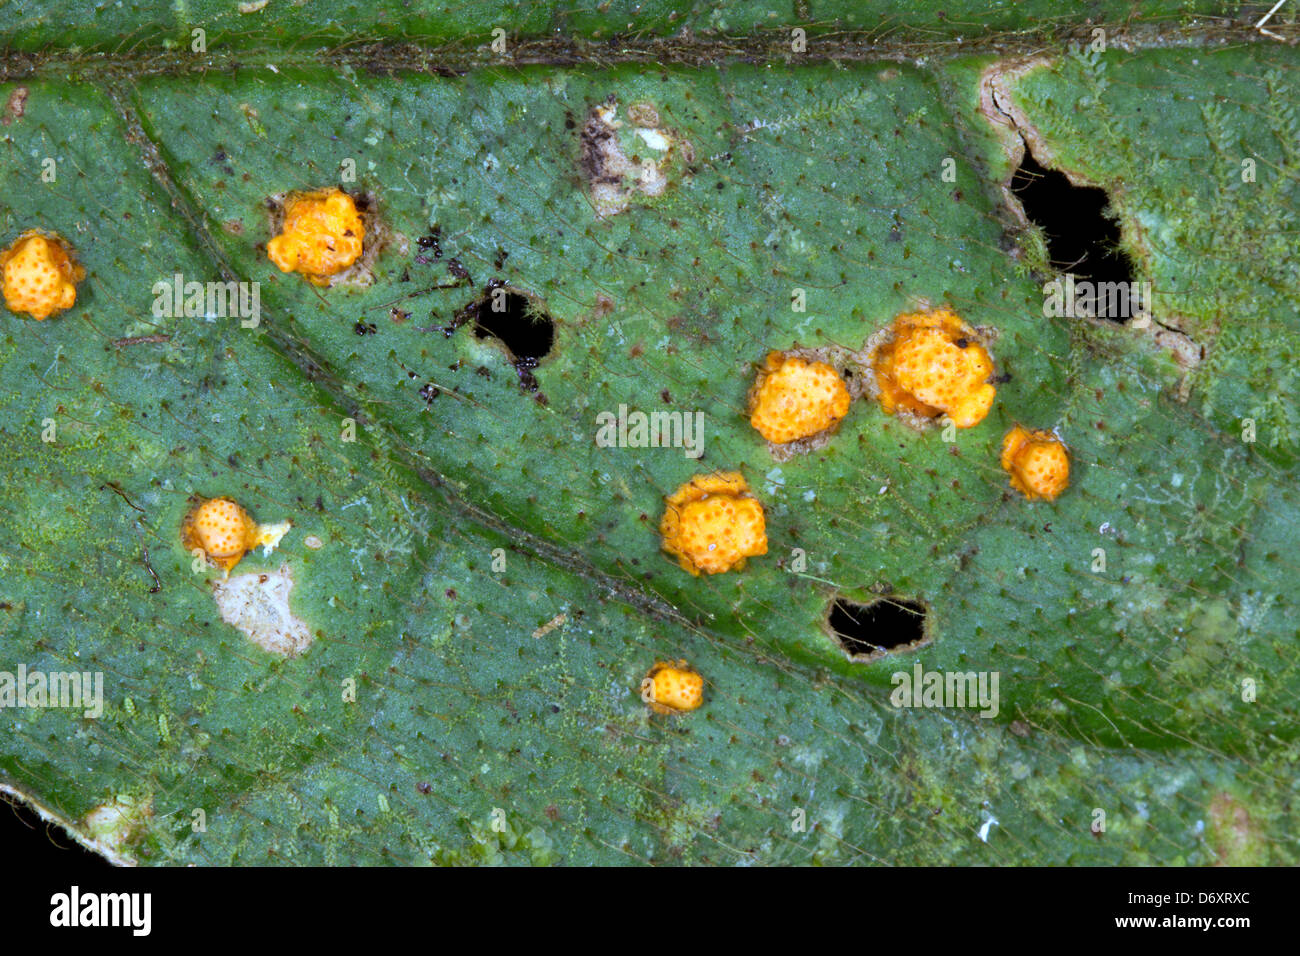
left=749, top=351, right=852, bottom=444
left=1000, top=425, right=1070, bottom=501
left=660, top=471, right=767, bottom=576
left=640, top=659, right=704, bottom=714
left=266, top=188, right=364, bottom=284
left=873, top=308, right=996, bottom=428
left=182, top=496, right=290, bottom=574
left=1, top=230, right=84, bottom=320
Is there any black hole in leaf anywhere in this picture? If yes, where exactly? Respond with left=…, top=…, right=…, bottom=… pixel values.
left=473, top=289, right=554, bottom=362
left=1011, top=149, right=1137, bottom=323
left=827, top=597, right=927, bottom=657
left=468, top=287, right=555, bottom=391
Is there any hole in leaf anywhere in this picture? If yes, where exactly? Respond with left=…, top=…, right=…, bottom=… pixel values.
left=466, top=284, right=555, bottom=391
left=827, top=596, right=928, bottom=659
left=1011, top=148, right=1137, bottom=323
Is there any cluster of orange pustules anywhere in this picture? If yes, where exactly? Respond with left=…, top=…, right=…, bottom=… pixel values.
left=659, top=471, right=768, bottom=576
left=749, top=352, right=852, bottom=444
left=181, top=496, right=292, bottom=574
left=181, top=497, right=263, bottom=572
left=1000, top=426, right=1070, bottom=501
left=266, top=188, right=365, bottom=284
left=873, top=308, right=996, bottom=428
left=640, top=660, right=705, bottom=714
left=1, top=231, right=84, bottom=320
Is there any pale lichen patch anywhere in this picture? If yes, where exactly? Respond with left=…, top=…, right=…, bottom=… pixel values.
left=531, top=612, right=567, bottom=639
left=580, top=97, right=690, bottom=218
left=83, top=793, right=153, bottom=854
left=1207, top=792, right=1266, bottom=865
left=210, top=563, right=313, bottom=657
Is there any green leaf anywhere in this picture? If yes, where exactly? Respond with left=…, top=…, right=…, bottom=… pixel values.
left=0, top=5, right=1296, bottom=865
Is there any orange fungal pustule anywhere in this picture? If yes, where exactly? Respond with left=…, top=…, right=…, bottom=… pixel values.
left=1000, top=426, right=1070, bottom=501
left=660, top=471, right=767, bottom=575
left=182, top=496, right=291, bottom=575
left=640, top=660, right=704, bottom=714
left=266, top=188, right=365, bottom=284
left=748, top=351, right=852, bottom=444
left=1, top=230, right=84, bottom=320
left=872, top=308, right=996, bottom=428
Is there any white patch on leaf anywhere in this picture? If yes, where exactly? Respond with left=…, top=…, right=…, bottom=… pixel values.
left=83, top=794, right=153, bottom=851
left=580, top=98, right=689, bottom=218
left=210, top=564, right=313, bottom=657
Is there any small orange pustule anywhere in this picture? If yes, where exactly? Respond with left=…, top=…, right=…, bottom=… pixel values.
left=1, top=230, right=85, bottom=320
left=181, top=496, right=291, bottom=574
left=660, top=471, right=767, bottom=576
left=1000, top=426, right=1070, bottom=501
left=640, top=660, right=704, bottom=714
left=872, top=308, right=996, bottom=428
left=266, top=188, right=365, bottom=284
left=748, top=351, right=852, bottom=444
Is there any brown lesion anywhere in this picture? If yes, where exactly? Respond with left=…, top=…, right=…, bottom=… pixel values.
left=1, top=85, right=27, bottom=125
left=209, top=563, right=314, bottom=658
